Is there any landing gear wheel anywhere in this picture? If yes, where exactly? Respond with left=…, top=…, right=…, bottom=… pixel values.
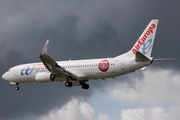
left=65, top=81, right=73, bottom=87
left=50, top=74, right=56, bottom=81
left=15, top=86, right=19, bottom=90
left=82, top=84, right=89, bottom=90
left=65, top=81, right=69, bottom=87
left=15, top=83, right=19, bottom=90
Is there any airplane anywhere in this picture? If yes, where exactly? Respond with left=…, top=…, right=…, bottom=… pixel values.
left=2, top=19, right=176, bottom=90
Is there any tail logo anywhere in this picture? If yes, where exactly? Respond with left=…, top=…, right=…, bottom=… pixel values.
left=141, top=39, right=152, bottom=54
left=99, top=60, right=109, bottom=72
left=132, top=23, right=156, bottom=54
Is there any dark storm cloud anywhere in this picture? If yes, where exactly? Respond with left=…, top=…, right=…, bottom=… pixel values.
left=0, top=52, right=94, bottom=120
left=0, top=0, right=180, bottom=119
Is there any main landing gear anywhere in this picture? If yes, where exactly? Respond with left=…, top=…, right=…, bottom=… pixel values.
left=81, top=83, right=89, bottom=90
left=64, top=77, right=89, bottom=90
left=15, top=83, right=19, bottom=90
left=80, top=81, right=89, bottom=90
left=64, top=76, right=73, bottom=87
left=65, top=81, right=73, bottom=87
left=64, top=81, right=89, bottom=90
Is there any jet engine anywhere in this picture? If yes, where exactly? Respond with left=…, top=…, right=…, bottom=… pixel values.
left=35, top=72, right=51, bottom=82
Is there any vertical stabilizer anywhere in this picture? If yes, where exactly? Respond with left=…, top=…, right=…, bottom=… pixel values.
left=116, top=19, right=158, bottom=58
left=132, top=19, right=158, bottom=57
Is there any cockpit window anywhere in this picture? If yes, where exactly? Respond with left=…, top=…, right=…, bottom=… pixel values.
left=7, top=69, right=11, bottom=72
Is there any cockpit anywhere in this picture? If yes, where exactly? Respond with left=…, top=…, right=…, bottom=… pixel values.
left=2, top=68, right=13, bottom=81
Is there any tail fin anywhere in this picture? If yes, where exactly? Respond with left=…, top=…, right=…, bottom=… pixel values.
left=131, top=20, right=158, bottom=57
left=131, top=19, right=158, bottom=57
left=116, top=19, right=158, bottom=58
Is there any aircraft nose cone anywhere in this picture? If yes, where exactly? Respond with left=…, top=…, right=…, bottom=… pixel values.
left=2, top=73, right=7, bottom=80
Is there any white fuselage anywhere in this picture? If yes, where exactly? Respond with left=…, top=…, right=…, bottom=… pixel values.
left=2, top=57, right=151, bottom=84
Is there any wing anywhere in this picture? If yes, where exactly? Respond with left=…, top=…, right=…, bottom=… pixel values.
left=39, top=40, right=78, bottom=79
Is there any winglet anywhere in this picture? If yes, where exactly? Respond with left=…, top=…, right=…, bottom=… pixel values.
left=42, top=40, right=49, bottom=54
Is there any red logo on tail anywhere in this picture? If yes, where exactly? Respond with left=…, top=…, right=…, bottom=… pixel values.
left=132, top=23, right=156, bottom=54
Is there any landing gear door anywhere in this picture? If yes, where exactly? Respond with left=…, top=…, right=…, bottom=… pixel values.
left=120, top=59, right=125, bottom=70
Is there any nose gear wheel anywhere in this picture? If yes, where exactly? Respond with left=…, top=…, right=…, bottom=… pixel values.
left=15, top=83, right=19, bottom=90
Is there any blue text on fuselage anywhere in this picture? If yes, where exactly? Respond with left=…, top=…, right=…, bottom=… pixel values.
left=21, top=64, right=36, bottom=76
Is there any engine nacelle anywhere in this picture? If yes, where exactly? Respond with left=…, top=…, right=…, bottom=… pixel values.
left=35, top=72, right=51, bottom=82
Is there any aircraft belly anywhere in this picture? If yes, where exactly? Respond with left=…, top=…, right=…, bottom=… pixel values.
left=124, top=60, right=151, bottom=73
left=55, top=75, right=67, bottom=81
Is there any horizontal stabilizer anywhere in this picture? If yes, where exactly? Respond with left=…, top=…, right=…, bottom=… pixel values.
left=135, top=66, right=146, bottom=71
left=153, top=58, right=177, bottom=61
left=140, top=66, right=146, bottom=71
left=135, top=51, right=150, bottom=61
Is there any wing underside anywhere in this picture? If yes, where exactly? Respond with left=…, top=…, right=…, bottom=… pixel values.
left=39, top=40, right=78, bottom=80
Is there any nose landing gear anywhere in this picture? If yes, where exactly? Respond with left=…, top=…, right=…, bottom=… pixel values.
left=15, top=83, right=19, bottom=90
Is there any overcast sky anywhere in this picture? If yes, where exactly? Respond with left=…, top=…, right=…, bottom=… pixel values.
left=0, top=0, right=180, bottom=120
